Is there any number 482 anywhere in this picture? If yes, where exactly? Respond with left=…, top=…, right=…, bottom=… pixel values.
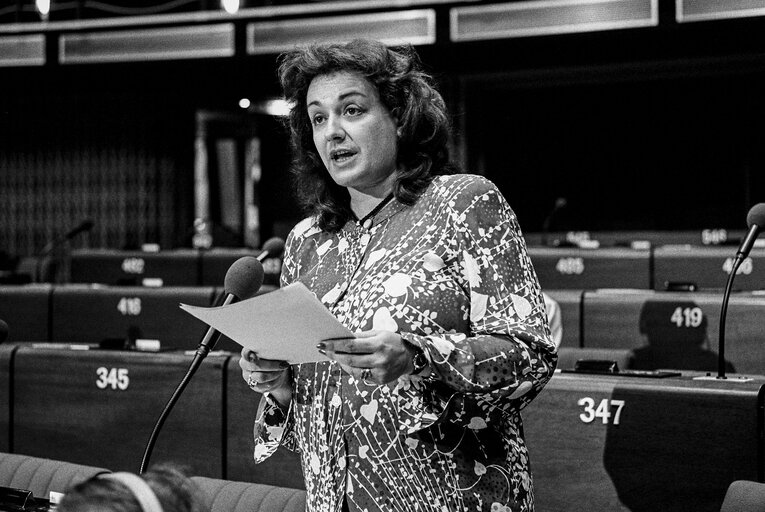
left=578, top=397, right=625, bottom=425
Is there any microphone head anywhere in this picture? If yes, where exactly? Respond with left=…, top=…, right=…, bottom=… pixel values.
left=746, top=203, right=765, bottom=229
left=66, top=219, right=95, bottom=239
left=554, top=197, right=567, bottom=210
left=224, top=256, right=264, bottom=300
left=261, top=237, right=286, bottom=258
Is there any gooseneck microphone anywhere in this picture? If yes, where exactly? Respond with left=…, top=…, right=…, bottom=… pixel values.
left=140, top=256, right=264, bottom=474
left=257, top=236, right=286, bottom=262
left=35, top=219, right=95, bottom=282
left=717, top=203, right=765, bottom=379
left=541, top=198, right=567, bottom=246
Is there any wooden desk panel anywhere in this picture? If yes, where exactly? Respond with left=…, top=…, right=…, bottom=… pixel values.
left=582, top=289, right=765, bottom=375
left=224, top=359, right=305, bottom=489
left=653, top=245, right=765, bottom=291
left=0, top=343, right=16, bottom=452
left=70, top=249, right=200, bottom=286
left=12, top=347, right=230, bottom=477
left=528, top=247, right=652, bottom=290
left=200, top=249, right=281, bottom=287
left=523, top=372, right=764, bottom=512
left=0, top=284, right=52, bottom=342
left=50, top=285, right=215, bottom=349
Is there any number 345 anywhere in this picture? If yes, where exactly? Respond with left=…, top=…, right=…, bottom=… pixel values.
left=578, top=397, right=625, bottom=425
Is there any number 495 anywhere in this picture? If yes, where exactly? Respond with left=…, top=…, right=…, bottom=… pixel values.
left=578, top=397, right=625, bottom=425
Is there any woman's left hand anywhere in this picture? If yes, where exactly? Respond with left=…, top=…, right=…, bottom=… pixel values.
left=318, top=330, right=413, bottom=384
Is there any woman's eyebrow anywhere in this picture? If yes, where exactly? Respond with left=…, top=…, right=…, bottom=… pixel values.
left=308, top=90, right=367, bottom=108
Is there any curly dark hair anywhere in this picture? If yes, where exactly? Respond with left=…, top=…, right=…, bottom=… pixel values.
left=278, top=39, right=459, bottom=232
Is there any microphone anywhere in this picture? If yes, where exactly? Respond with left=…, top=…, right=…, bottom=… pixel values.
left=140, top=256, right=264, bottom=474
left=716, top=203, right=765, bottom=379
left=257, top=237, right=286, bottom=262
left=541, top=197, right=567, bottom=246
left=35, top=219, right=95, bottom=282
left=197, top=256, right=264, bottom=356
left=0, top=319, right=8, bottom=343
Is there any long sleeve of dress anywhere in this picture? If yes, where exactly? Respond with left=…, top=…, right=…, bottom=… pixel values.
left=396, top=177, right=557, bottom=433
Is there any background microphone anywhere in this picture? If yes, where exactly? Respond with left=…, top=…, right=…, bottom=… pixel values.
left=0, top=319, right=8, bottom=343
left=716, top=202, right=765, bottom=379
left=257, top=236, right=286, bottom=261
left=541, top=197, right=567, bottom=246
left=197, top=256, right=264, bottom=356
left=35, top=219, right=95, bottom=282
left=141, top=255, right=264, bottom=474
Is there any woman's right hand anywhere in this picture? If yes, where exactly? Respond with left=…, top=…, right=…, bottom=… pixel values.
left=239, top=348, right=292, bottom=409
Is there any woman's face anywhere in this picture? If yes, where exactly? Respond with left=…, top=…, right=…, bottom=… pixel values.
left=306, top=71, right=399, bottom=197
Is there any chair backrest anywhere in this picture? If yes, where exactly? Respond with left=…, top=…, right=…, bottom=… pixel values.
left=0, top=452, right=109, bottom=499
left=191, top=475, right=307, bottom=512
left=720, top=480, right=765, bottom=512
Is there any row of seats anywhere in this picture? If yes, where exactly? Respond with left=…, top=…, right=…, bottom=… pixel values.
left=63, top=245, right=765, bottom=290
left=0, top=451, right=306, bottom=512
left=0, top=283, right=275, bottom=351
left=2, top=284, right=763, bottom=374
left=0, top=343, right=304, bottom=489
left=547, top=288, right=765, bottom=375
left=67, top=248, right=280, bottom=287
left=2, top=343, right=763, bottom=511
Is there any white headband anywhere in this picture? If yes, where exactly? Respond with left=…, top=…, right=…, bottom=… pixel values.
left=101, top=472, right=164, bottom=512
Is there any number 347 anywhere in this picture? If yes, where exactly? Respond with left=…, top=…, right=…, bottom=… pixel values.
left=578, top=397, right=625, bottom=425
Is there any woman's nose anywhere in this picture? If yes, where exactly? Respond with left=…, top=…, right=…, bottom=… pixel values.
left=325, top=116, right=345, bottom=141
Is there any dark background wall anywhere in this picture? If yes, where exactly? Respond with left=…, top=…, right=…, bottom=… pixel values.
left=2, top=4, right=764, bottom=257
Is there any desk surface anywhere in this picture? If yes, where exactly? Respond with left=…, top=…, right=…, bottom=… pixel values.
left=523, top=371, right=764, bottom=512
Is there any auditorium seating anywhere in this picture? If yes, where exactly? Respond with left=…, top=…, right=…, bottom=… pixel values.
left=654, top=245, right=765, bottom=291
left=192, top=475, right=306, bottom=512
left=0, top=452, right=307, bottom=512
left=0, top=452, right=108, bottom=500
left=528, top=246, right=652, bottom=289
left=581, top=289, right=765, bottom=375
left=720, top=480, right=765, bottom=512
left=0, top=284, right=53, bottom=342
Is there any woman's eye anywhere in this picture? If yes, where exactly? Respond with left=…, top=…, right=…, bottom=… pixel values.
left=311, top=114, right=325, bottom=126
left=345, top=106, right=362, bottom=116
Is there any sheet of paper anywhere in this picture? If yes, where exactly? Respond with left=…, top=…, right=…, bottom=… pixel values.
left=180, top=282, right=353, bottom=364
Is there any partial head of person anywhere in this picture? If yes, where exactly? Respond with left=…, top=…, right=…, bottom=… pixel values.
left=57, top=464, right=206, bottom=512
left=277, top=38, right=459, bottom=232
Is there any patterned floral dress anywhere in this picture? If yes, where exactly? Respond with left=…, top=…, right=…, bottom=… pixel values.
left=252, top=173, right=557, bottom=512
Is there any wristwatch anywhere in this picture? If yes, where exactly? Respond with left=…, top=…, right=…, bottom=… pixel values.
left=408, top=344, right=429, bottom=375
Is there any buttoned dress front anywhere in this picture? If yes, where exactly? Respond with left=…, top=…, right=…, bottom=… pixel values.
left=252, top=173, right=557, bottom=512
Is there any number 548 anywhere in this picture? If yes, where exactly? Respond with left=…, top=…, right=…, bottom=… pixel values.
left=578, top=397, right=625, bottom=425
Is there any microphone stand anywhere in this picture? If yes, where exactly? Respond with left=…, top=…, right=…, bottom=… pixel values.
left=716, top=257, right=740, bottom=379
left=139, top=294, right=235, bottom=474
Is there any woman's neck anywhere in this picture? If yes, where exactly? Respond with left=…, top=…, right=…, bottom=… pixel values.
left=348, top=175, right=396, bottom=219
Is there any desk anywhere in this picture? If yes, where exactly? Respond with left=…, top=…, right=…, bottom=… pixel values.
left=11, top=347, right=230, bottom=478
left=225, top=358, right=304, bottom=489
left=581, top=289, right=765, bottom=375
left=653, top=245, right=765, bottom=291
left=50, top=285, right=215, bottom=350
left=0, top=344, right=15, bottom=452
left=528, top=247, right=652, bottom=290
left=69, top=249, right=200, bottom=286
left=523, top=371, right=764, bottom=512
left=200, top=249, right=281, bottom=287
left=0, top=285, right=52, bottom=342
